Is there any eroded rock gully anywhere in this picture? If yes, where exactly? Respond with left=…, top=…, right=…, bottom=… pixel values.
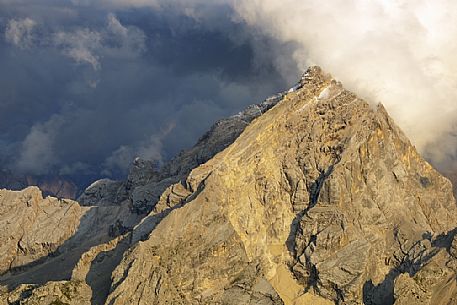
left=2, top=67, right=457, bottom=305
left=103, top=68, right=457, bottom=305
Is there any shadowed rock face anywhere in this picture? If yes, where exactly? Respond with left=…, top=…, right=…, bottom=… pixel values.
left=2, top=67, right=457, bottom=305
left=442, top=171, right=457, bottom=198
left=2, top=280, right=92, bottom=305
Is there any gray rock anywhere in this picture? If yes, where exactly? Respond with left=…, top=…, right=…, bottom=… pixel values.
left=77, top=178, right=127, bottom=206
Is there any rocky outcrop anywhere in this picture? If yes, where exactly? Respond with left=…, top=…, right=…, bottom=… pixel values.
left=77, top=179, right=127, bottom=207
left=0, top=280, right=92, bottom=305
left=104, top=67, right=457, bottom=305
left=160, top=91, right=285, bottom=179
left=389, top=230, right=457, bottom=305
left=0, top=71, right=289, bottom=305
left=70, top=236, right=130, bottom=305
left=77, top=91, right=286, bottom=215
left=0, top=187, right=142, bottom=305
left=1, top=67, right=457, bottom=305
left=77, top=158, right=158, bottom=209
left=0, top=187, right=85, bottom=275
left=443, top=171, right=457, bottom=197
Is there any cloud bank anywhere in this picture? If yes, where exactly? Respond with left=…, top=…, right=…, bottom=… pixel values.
left=0, top=1, right=292, bottom=180
left=4, top=0, right=456, bottom=183
left=80, top=0, right=457, bottom=171
left=5, top=17, right=36, bottom=48
left=231, top=0, right=457, bottom=171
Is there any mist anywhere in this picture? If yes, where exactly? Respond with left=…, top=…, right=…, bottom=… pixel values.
left=231, top=0, right=457, bottom=172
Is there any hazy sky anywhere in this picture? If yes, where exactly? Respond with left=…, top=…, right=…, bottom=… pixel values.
left=2, top=0, right=457, bottom=181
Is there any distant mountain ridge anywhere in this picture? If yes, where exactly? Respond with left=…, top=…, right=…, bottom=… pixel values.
left=0, top=169, right=80, bottom=199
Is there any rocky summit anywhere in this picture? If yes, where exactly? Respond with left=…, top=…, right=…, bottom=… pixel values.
left=1, top=67, right=457, bottom=305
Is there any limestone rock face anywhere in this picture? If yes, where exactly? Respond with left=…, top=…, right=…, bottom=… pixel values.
left=104, top=67, right=457, bottom=304
left=0, top=186, right=141, bottom=305
left=0, top=187, right=85, bottom=275
left=127, top=157, right=159, bottom=187
left=1, top=280, right=92, bottom=305
left=389, top=231, right=457, bottom=305
left=0, top=73, right=288, bottom=305
left=77, top=179, right=127, bottom=206
left=77, top=90, right=285, bottom=215
left=160, top=91, right=285, bottom=179
left=443, top=171, right=457, bottom=197
left=1, top=67, right=457, bottom=305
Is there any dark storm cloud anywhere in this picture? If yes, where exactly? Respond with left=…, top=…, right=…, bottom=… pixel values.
left=0, top=1, right=299, bottom=179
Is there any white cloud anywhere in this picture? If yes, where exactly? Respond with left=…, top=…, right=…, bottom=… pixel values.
left=59, top=162, right=91, bottom=175
left=15, top=116, right=64, bottom=175
left=107, top=13, right=128, bottom=37
left=52, top=14, right=146, bottom=70
left=106, top=13, right=146, bottom=55
left=54, top=29, right=102, bottom=70
left=232, top=0, right=457, bottom=170
left=102, top=145, right=135, bottom=175
left=103, top=122, right=175, bottom=175
left=9, top=0, right=457, bottom=175
left=5, top=14, right=145, bottom=71
left=5, top=17, right=36, bottom=48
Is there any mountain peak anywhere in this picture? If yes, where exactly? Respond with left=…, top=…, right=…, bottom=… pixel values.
left=104, top=68, right=457, bottom=305
left=2, top=68, right=457, bottom=305
left=301, top=65, right=326, bottom=80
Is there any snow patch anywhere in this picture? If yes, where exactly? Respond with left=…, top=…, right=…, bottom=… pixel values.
left=86, top=178, right=115, bottom=190
left=318, top=87, right=331, bottom=100
left=288, top=83, right=301, bottom=93
left=288, top=81, right=304, bottom=93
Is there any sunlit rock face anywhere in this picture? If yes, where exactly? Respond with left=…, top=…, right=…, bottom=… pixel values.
left=104, top=67, right=457, bottom=305
left=0, top=187, right=85, bottom=275
left=77, top=88, right=285, bottom=214
left=2, top=67, right=457, bottom=305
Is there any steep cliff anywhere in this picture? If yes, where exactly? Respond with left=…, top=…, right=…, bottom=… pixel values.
left=105, top=67, right=457, bottom=305
left=1, top=67, right=457, bottom=305
left=0, top=187, right=85, bottom=275
left=77, top=90, right=286, bottom=214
